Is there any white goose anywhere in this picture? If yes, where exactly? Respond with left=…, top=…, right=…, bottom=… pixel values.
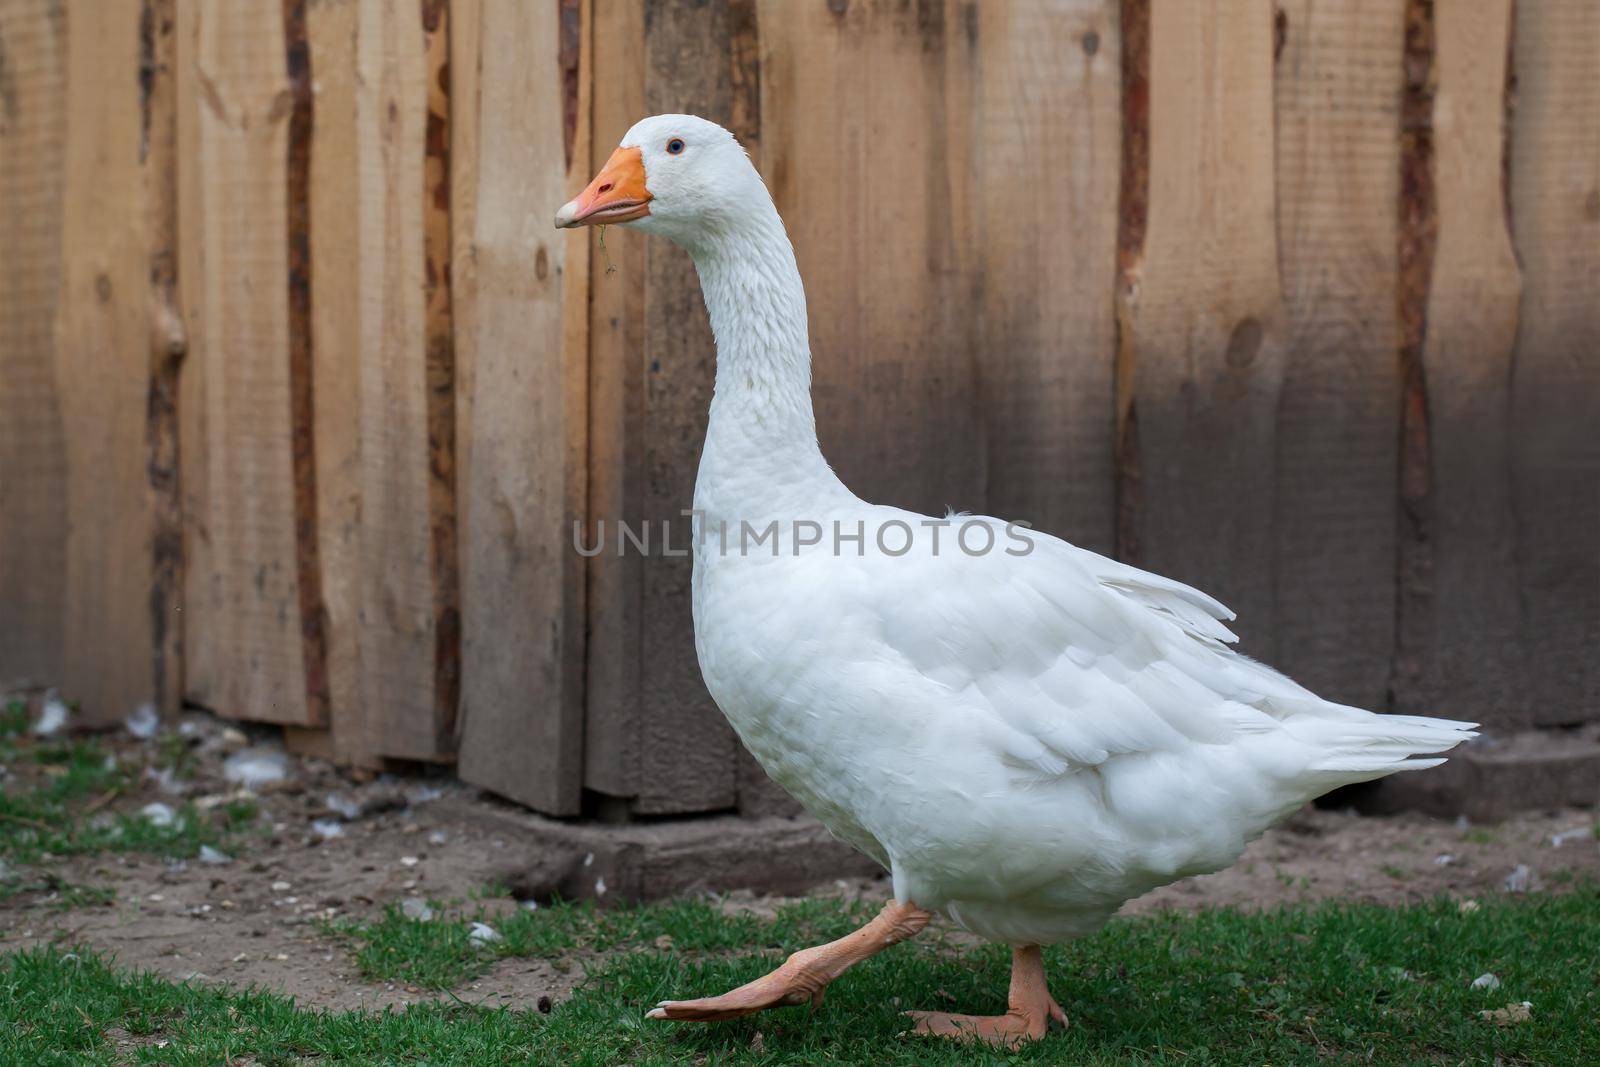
left=556, top=114, right=1474, bottom=1047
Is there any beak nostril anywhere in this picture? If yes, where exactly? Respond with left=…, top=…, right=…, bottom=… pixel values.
left=597, top=182, right=613, bottom=194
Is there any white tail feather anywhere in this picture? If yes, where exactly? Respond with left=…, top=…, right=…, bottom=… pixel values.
left=1303, top=712, right=1477, bottom=786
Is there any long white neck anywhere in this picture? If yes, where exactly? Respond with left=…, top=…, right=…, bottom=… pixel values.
left=687, top=203, right=849, bottom=527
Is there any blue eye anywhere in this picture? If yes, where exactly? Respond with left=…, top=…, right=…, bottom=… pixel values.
left=667, top=138, right=685, bottom=155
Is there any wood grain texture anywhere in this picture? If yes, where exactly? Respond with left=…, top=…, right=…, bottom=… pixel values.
left=144, top=0, right=187, bottom=718
left=1404, top=0, right=1526, bottom=725
left=627, top=0, right=758, bottom=815
left=302, top=0, right=371, bottom=764
left=1119, top=0, right=1286, bottom=652
left=455, top=0, right=588, bottom=814
left=283, top=0, right=329, bottom=730
left=422, top=0, right=462, bottom=751
left=1271, top=0, right=1403, bottom=709
left=964, top=0, right=1119, bottom=556
left=0, top=0, right=68, bottom=690
left=761, top=0, right=983, bottom=516
left=1391, top=0, right=1438, bottom=731
left=581, top=0, right=649, bottom=804
left=54, top=1, right=160, bottom=724
left=351, top=0, right=448, bottom=760
left=448, top=0, right=482, bottom=751
left=177, top=0, right=315, bottom=725
left=1508, top=0, right=1600, bottom=725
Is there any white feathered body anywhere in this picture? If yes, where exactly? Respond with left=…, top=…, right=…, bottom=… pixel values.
left=691, top=500, right=1466, bottom=945
left=612, top=113, right=1474, bottom=948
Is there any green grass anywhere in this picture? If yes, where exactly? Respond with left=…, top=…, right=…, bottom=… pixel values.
left=326, top=893, right=878, bottom=990
left=5, top=890, right=1597, bottom=1065
left=0, top=717, right=260, bottom=868
left=0, top=699, right=30, bottom=742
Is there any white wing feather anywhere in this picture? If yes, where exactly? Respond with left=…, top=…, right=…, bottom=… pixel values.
left=856, top=510, right=1471, bottom=785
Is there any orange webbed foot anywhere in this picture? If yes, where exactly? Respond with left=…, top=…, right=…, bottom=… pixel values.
left=905, top=944, right=1067, bottom=1047
left=646, top=899, right=932, bottom=1024
left=905, top=994, right=1067, bottom=1048
left=647, top=963, right=826, bottom=1021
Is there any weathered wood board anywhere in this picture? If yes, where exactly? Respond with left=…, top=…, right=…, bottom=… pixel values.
left=350, top=0, right=452, bottom=761
left=583, top=0, right=755, bottom=815
left=292, top=0, right=370, bottom=764
left=1271, top=0, right=1403, bottom=710
left=177, top=0, right=318, bottom=726
left=1508, top=0, right=1600, bottom=726
left=761, top=0, right=983, bottom=516
left=456, top=0, right=589, bottom=813
left=53, top=0, right=166, bottom=725
left=965, top=0, right=1120, bottom=557
left=144, top=0, right=186, bottom=719
left=1403, top=0, right=1526, bottom=725
left=625, top=0, right=763, bottom=814
left=581, top=0, right=650, bottom=807
left=1119, top=0, right=1286, bottom=653
left=0, top=0, right=68, bottom=693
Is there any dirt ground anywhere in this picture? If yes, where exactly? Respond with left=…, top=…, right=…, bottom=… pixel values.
left=2, top=710, right=1596, bottom=1014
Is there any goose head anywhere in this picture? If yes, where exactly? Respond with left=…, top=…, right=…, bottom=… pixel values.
left=554, top=114, right=768, bottom=249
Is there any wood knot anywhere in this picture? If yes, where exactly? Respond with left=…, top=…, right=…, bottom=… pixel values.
left=1081, top=30, right=1099, bottom=57
left=1225, top=317, right=1263, bottom=369
left=535, top=245, right=549, bottom=281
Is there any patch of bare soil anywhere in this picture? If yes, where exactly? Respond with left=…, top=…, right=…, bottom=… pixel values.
left=2, top=709, right=1595, bottom=1013
left=1, top=710, right=587, bottom=1012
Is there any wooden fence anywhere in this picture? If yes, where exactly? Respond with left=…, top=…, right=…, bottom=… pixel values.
left=1, top=0, right=1595, bottom=820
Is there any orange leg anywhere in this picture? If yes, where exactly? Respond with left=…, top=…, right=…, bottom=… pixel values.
left=646, top=899, right=932, bottom=1021
left=905, top=944, right=1068, bottom=1047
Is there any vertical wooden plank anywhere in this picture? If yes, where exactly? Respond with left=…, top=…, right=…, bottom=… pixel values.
left=583, top=0, right=753, bottom=816
left=449, top=0, right=481, bottom=499
left=966, top=0, right=1119, bottom=554
left=1271, top=0, right=1403, bottom=709
left=0, top=0, right=68, bottom=691
left=282, top=0, right=328, bottom=731
left=421, top=0, right=462, bottom=753
left=1118, top=0, right=1286, bottom=651
left=1509, top=0, right=1600, bottom=724
left=582, top=0, right=648, bottom=805
left=447, top=0, right=481, bottom=743
left=760, top=0, right=982, bottom=516
left=624, top=0, right=764, bottom=814
left=298, top=0, right=372, bottom=764
left=1391, top=0, right=1438, bottom=730
left=145, top=0, right=187, bottom=718
left=53, top=1, right=162, bottom=724
left=349, top=0, right=449, bottom=760
left=456, top=0, right=588, bottom=813
left=1400, top=0, right=1525, bottom=724
left=178, top=0, right=317, bottom=726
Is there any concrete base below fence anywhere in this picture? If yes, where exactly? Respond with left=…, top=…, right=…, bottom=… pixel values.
left=1357, top=726, right=1600, bottom=821
left=436, top=795, right=883, bottom=904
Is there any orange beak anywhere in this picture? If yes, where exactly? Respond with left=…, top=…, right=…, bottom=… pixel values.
left=554, top=146, right=652, bottom=229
